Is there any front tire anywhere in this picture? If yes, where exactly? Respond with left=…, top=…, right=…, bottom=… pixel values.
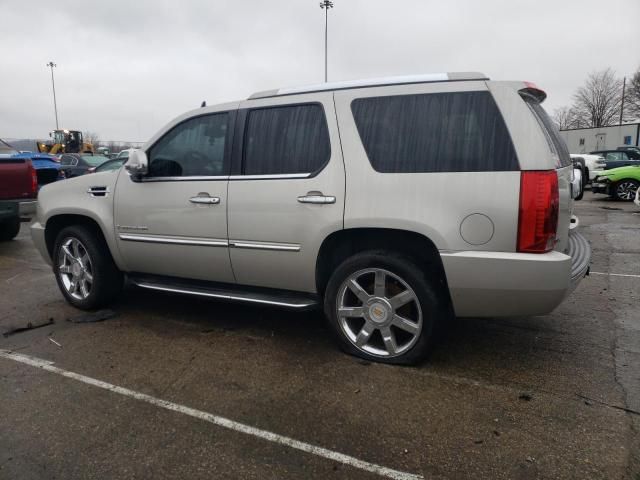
left=53, top=225, right=123, bottom=310
left=612, top=179, right=640, bottom=201
left=324, top=251, right=447, bottom=365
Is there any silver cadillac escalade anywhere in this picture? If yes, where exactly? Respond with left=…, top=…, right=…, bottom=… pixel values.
left=31, top=72, right=591, bottom=364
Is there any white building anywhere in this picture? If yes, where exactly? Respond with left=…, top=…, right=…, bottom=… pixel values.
left=559, top=123, right=640, bottom=153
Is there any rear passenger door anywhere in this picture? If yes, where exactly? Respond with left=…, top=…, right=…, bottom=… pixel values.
left=227, top=93, right=344, bottom=293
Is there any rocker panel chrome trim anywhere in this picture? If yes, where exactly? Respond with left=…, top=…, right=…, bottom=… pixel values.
left=230, top=241, right=301, bottom=252
left=132, top=281, right=317, bottom=309
left=119, top=234, right=228, bottom=247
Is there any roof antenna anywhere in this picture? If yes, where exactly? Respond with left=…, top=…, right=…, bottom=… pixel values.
left=201, top=101, right=206, bottom=108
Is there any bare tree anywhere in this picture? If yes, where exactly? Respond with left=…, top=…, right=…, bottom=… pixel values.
left=626, top=66, right=640, bottom=119
left=553, top=106, right=582, bottom=130
left=571, top=68, right=623, bottom=127
left=84, top=131, right=100, bottom=147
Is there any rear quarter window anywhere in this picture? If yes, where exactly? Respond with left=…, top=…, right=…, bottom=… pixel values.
left=522, top=95, right=572, bottom=168
left=351, top=91, right=519, bottom=173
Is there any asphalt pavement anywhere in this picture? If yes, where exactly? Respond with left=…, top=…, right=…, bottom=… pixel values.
left=1, top=191, right=639, bottom=480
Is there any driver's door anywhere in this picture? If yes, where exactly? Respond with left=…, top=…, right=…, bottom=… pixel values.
left=114, top=108, right=236, bottom=283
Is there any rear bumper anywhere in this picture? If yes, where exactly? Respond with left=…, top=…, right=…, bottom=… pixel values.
left=0, top=199, right=36, bottom=219
left=18, top=200, right=37, bottom=216
left=0, top=201, right=19, bottom=222
left=568, top=230, right=591, bottom=293
left=441, top=231, right=591, bottom=317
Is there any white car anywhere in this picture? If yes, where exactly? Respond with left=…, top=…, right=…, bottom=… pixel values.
left=116, top=148, right=137, bottom=160
left=570, top=154, right=606, bottom=182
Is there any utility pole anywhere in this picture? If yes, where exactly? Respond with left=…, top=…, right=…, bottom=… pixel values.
left=46, top=61, right=59, bottom=129
left=619, top=76, right=626, bottom=126
left=319, top=1, right=334, bottom=83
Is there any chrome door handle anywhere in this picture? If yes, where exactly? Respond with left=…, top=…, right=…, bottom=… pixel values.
left=297, top=194, right=336, bottom=204
left=189, top=196, right=220, bottom=205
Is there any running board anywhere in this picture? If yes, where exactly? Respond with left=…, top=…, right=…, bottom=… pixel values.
left=128, top=275, right=319, bottom=310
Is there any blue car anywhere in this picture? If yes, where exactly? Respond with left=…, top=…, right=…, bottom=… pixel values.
left=11, top=152, right=64, bottom=188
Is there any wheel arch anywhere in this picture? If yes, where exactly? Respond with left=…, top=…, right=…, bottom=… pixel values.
left=44, top=214, right=120, bottom=267
left=315, top=228, right=452, bottom=309
left=612, top=177, right=640, bottom=199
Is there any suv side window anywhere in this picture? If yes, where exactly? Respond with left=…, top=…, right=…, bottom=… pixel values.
left=148, top=113, right=229, bottom=177
left=351, top=91, right=518, bottom=173
left=243, top=104, right=330, bottom=175
left=605, top=152, right=622, bottom=161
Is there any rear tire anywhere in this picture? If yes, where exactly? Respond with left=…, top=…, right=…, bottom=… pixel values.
left=575, top=185, right=584, bottom=201
left=612, top=179, right=640, bottom=201
left=0, top=218, right=20, bottom=241
left=324, top=250, right=448, bottom=365
left=53, top=225, right=123, bottom=310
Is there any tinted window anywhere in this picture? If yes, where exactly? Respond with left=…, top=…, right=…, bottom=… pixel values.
left=148, top=113, right=229, bottom=177
left=243, top=104, right=330, bottom=175
left=605, top=152, right=622, bottom=161
left=61, top=155, right=77, bottom=166
left=351, top=91, right=518, bottom=173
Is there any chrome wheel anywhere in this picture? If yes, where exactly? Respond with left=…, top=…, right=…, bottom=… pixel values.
left=336, top=268, right=422, bottom=358
left=58, top=237, right=93, bottom=300
left=616, top=181, right=638, bottom=201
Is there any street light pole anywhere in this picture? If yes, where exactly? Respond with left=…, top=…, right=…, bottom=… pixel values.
left=46, top=61, right=59, bottom=129
left=619, top=76, right=626, bottom=126
left=319, top=1, right=334, bottom=83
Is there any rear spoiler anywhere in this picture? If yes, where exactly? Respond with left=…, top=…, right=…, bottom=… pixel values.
left=519, top=81, right=547, bottom=103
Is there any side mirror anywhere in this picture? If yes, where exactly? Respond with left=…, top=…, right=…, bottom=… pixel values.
left=124, top=150, right=148, bottom=180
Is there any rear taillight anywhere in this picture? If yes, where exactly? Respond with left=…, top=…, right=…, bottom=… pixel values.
left=517, top=171, right=559, bottom=253
left=28, top=161, right=38, bottom=195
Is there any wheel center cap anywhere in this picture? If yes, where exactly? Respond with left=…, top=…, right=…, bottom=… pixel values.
left=71, top=263, right=82, bottom=277
left=368, top=301, right=390, bottom=323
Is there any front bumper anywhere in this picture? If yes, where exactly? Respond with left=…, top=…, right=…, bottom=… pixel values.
left=591, top=180, right=611, bottom=195
left=30, top=221, right=52, bottom=266
left=441, top=231, right=591, bottom=317
left=589, top=169, right=604, bottom=181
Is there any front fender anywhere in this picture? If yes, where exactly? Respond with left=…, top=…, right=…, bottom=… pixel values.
left=37, top=171, right=125, bottom=269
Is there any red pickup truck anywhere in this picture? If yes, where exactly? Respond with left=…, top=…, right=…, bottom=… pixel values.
left=0, top=150, right=38, bottom=240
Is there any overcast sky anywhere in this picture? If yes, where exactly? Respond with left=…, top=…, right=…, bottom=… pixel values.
left=1, top=0, right=638, bottom=143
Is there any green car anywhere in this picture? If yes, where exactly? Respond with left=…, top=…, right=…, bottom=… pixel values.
left=592, top=165, right=640, bottom=201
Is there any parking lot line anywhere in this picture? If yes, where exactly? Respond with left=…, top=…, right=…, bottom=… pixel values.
left=589, top=271, right=640, bottom=278
left=0, top=349, right=423, bottom=480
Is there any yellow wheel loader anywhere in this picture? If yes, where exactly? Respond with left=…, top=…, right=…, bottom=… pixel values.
left=38, top=130, right=94, bottom=154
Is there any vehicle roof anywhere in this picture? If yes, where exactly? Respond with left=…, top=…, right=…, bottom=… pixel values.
left=11, top=152, right=58, bottom=161
left=249, top=72, right=489, bottom=99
